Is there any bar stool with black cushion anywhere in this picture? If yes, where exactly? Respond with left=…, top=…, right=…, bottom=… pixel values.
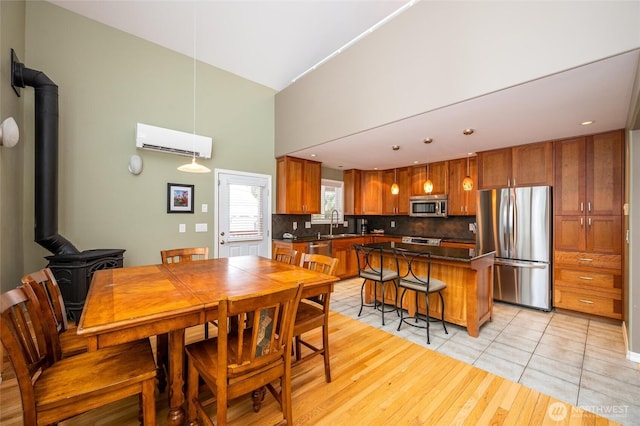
left=185, top=283, right=303, bottom=425
left=394, top=248, right=448, bottom=344
left=21, top=268, right=87, bottom=364
left=293, top=253, right=339, bottom=383
left=353, top=244, right=399, bottom=326
left=273, top=246, right=299, bottom=265
left=1, top=285, right=157, bottom=425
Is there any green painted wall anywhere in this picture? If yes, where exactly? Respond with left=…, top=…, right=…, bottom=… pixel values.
left=0, top=0, right=26, bottom=294
left=14, top=1, right=275, bottom=278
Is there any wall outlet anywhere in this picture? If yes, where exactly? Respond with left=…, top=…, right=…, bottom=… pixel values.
left=391, top=220, right=396, bottom=228
left=195, top=223, right=208, bottom=232
left=201, top=203, right=208, bottom=213
left=292, top=221, right=297, bottom=230
left=343, top=221, right=348, bottom=227
left=179, top=224, right=186, bottom=233
left=469, top=223, right=477, bottom=233
left=305, top=221, right=311, bottom=229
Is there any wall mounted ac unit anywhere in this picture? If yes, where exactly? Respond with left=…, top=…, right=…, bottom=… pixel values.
left=135, top=122, right=212, bottom=158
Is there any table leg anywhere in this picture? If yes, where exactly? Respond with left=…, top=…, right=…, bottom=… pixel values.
left=167, top=329, right=186, bottom=426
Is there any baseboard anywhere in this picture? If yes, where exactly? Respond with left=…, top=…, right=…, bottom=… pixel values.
left=622, top=321, right=640, bottom=365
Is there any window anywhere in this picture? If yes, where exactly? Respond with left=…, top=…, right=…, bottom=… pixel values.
left=228, top=183, right=265, bottom=242
left=311, top=179, right=344, bottom=224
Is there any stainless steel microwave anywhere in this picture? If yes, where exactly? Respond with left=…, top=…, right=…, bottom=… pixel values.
left=409, top=195, right=448, bottom=217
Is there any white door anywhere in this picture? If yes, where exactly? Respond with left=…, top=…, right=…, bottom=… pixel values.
left=215, top=169, right=271, bottom=258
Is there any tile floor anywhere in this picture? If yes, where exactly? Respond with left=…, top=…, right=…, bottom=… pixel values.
left=330, top=278, right=640, bottom=425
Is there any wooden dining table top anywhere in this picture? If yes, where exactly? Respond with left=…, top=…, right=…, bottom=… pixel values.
left=77, top=255, right=339, bottom=341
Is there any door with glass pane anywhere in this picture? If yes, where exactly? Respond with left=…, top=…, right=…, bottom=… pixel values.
left=215, top=169, right=271, bottom=258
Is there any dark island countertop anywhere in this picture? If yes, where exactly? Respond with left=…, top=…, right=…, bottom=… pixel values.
left=363, top=241, right=492, bottom=263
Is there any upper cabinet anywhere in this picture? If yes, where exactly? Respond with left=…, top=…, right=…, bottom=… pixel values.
left=478, top=141, right=553, bottom=189
left=382, top=167, right=409, bottom=215
left=448, top=157, right=477, bottom=216
left=343, top=169, right=362, bottom=215
left=276, top=156, right=321, bottom=214
left=410, top=162, right=448, bottom=196
left=361, top=170, right=383, bottom=215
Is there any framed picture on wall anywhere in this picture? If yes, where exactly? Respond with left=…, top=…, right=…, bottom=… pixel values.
left=167, top=183, right=194, bottom=213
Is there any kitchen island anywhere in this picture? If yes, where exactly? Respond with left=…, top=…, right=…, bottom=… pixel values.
left=361, top=242, right=495, bottom=337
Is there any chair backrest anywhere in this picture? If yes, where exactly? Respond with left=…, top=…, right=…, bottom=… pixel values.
left=299, top=253, right=339, bottom=276
left=393, top=248, right=433, bottom=287
left=0, top=286, right=51, bottom=419
left=218, top=283, right=303, bottom=379
left=273, top=247, right=299, bottom=265
left=160, top=247, right=209, bottom=264
left=21, top=268, right=68, bottom=363
left=353, top=244, right=398, bottom=280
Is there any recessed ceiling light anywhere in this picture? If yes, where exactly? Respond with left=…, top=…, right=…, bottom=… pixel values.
left=463, top=128, right=474, bottom=135
left=413, top=160, right=419, bottom=164
left=423, top=138, right=433, bottom=144
left=392, top=145, right=400, bottom=151
left=581, top=120, right=595, bottom=126
left=310, top=154, right=317, bottom=157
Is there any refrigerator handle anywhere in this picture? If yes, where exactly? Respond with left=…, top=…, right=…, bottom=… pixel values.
left=509, top=189, right=516, bottom=255
left=494, top=259, right=547, bottom=269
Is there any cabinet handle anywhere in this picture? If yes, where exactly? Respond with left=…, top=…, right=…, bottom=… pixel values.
left=513, top=177, right=516, bottom=187
left=588, top=201, right=591, bottom=212
left=588, top=217, right=592, bottom=227
left=578, top=257, right=593, bottom=262
left=578, top=276, right=593, bottom=280
left=507, top=178, right=511, bottom=187
left=580, top=202, right=584, bottom=212
left=579, top=299, right=594, bottom=304
left=580, top=217, right=584, bottom=227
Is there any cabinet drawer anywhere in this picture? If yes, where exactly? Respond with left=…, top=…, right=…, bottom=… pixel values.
left=554, top=250, right=621, bottom=270
left=554, top=267, right=622, bottom=294
left=554, top=285, right=622, bottom=319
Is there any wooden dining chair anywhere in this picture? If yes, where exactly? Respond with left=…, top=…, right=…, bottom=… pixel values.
left=293, top=253, right=338, bottom=383
left=21, top=268, right=87, bottom=363
left=185, top=282, right=303, bottom=425
left=273, top=246, right=299, bottom=265
left=160, top=246, right=209, bottom=264
left=0, top=285, right=157, bottom=425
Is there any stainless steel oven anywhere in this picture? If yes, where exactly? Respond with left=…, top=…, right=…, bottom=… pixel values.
left=409, top=195, right=448, bottom=217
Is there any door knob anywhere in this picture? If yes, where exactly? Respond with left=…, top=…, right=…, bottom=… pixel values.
left=220, top=241, right=225, bottom=245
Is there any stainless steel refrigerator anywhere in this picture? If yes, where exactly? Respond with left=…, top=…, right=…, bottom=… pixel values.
left=476, top=186, right=552, bottom=311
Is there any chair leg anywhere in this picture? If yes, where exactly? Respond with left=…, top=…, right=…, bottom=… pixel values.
left=397, top=288, right=407, bottom=331
left=358, top=279, right=367, bottom=317
left=439, top=291, right=448, bottom=335
left=204, top=323, right=209, bottom=339
left=381, top=282, right=386, bottom=326
left=425, top=291, right=430, bottom=344
left=322, top=324, right=332, bottom=383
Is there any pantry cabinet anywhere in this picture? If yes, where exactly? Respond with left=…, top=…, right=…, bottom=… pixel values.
left=552, top=129, right=624, bottom=320
left=343, top=169, right=362, bottom=215
left=478, top=141, right=553, bottom=189
left=448, top=157, right=477, bottom=216
left=276, top=156, right=321, bottom=214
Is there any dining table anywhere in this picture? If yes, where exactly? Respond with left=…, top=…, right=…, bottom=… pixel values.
left=77, top=255, right=339, bottom=426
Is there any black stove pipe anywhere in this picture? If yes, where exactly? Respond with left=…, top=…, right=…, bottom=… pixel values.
left=12, top=58, right=80, bottom=255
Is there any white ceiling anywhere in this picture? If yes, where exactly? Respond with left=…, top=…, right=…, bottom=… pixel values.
left=48, top=0, right=640, bottom=171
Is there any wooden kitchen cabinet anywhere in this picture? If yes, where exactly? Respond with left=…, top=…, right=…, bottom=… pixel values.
left=448, top=157, right=477, bottom=216
left=478, top=141, right=553, bottom=189
left=552, top=129, right=624, bottom=320
left=361, top=170, right=383, bottom=215
left=410, top=162, right=448, bottom=195
left=382, top=167, right=409, bottom=215
left=343, top=169, right=362, bottom=215
left=331, top=237, right=367, bottom=278
left=276, top=156, right=321, bottom=214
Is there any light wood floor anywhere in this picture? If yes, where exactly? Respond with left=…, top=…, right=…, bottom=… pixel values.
left=0, top=311, right=620, bottom=425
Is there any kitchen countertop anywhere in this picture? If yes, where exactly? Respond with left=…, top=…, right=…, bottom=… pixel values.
left=273, top=234, right=476, bottom=246
left=364, top=241, right=490, bottom=263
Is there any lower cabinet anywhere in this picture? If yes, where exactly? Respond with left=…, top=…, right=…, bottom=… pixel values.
left=332, top=237, right=368, bottom=278
left=553, top=250, right=623, bottom=320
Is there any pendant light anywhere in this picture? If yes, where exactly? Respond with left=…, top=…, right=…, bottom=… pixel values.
left=423, top=163, right=433, bottom=194
left=462, top=155, right=473, bottom=191
left=178, top=4, right=211, bottom=174
left=391, top=168, right=399, bottom=194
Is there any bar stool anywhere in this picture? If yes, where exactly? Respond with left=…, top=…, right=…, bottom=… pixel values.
left=394, top=248, right=448, bottom=344
left=353, top=244, right=399, bottom=326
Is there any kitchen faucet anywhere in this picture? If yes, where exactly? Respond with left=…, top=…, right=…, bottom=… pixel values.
left=330, top=209, right=339, bottom=238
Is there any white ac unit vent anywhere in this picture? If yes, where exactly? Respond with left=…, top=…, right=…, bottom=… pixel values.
left=135, top=122, right=212, bottom=159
